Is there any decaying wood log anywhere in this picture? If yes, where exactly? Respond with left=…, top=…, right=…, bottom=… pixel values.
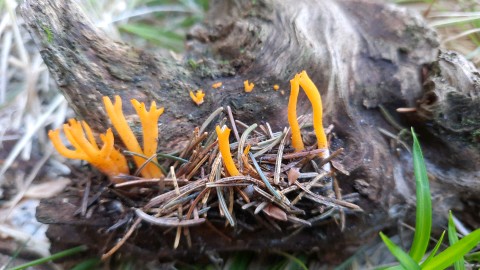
left=20, top=0, right=480, bottom=263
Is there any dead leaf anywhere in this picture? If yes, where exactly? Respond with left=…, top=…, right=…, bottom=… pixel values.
left=287, top=167, right=300, bottom=186
left=331, top=160, right=350, bottom=175
left=262, top=203, right=287, bottom=221
left=24, top=177, right=71, bottom=199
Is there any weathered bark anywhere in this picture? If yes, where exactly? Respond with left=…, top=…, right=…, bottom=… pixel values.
left=20, top=0, right=480, bottom=263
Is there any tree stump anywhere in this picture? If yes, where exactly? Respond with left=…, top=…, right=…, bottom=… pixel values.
left=20, top=0, right=480, bottom=264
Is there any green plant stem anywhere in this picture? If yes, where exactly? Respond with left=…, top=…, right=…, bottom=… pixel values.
left=10, top=245, right=88, bottom=270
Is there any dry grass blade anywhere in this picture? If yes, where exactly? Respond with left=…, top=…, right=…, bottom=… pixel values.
left=0, top=95, right=64, bottom=181
left=3, top=147, right=53, bottom=221
left=261, top=148, right=327, bottom=161
left=199, top=106, right=224, bottom=134
left=291, top=172, right=328, bottom=205
left=237, top=123, right=257, bottom=171
left=248, top=152, right=282, bottom=200
left=227, top=106, right=240, bottom=142
left=274, top=127, right=289, bottom=184
left=135, top=209, right=206, bottom=227
left=170, top=166, right=183, bottom=249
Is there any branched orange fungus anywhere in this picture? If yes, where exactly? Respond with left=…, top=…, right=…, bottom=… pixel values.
left=103, top=96, right=164, bottom=178
left=190, top=90, right=205, bottom=105
left=215, top=125, right=241, bottom=176
left=244, top=80, right=254, bottom=92
left=50, top=96, right=164, bottom=180
left=48, top=119, right=129, bottom=177
left=287, top=71, right=329, bottom=158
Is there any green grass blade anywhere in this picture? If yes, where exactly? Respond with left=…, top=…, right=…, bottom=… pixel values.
left=409, top=128, right=432, bottom=262
left=448, top=211, right=466, bottom=270
left=465, top=251, right=480, bottom=263
left=379, top=232, right=420, bottom=270
left=273, top=251, right=308, bottom=270
left=10, top=245, right=88, bottom=270
left=422, top=228, right=480, bottom=270
left=119, top=23, right=184, bottom=51
left=227, top=252, right=254, bottom=270
left=421, top=231, right=446, bottom=266
left=71, top=258, right=101, bottom=270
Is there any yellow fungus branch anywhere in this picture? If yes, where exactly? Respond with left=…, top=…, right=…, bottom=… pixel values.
left=288, top=74, right=305, bottom=152
left=216, top=125, right=241, bottom=176
left=244, top=80, right=254, bottom=92
left=298, top=71, right=328, bottom=156
left=190, top=90, right=205, bottom=105
left=131, top=99, right=164, bottom=178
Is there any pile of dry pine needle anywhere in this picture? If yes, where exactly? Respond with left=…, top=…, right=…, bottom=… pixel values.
left=90, top=103, right=362, bottom=259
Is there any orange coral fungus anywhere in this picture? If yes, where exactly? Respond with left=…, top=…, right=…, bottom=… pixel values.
left=212, top=82, right=222, bottom=89
left=48, top=119, right=129, bottom=178
left=287, top=71, right=329, bottom=159
left=216, top=125, right=241, bottom=176
left=273, top=84, right=280, bottom=91
left=190, top=90, right=205, bottom=105
left=103, top=96, right=164, bottom=178
left=244, top=80, right=254, bottom=92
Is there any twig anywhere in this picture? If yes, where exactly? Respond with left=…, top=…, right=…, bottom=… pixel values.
left=102, top=218, right=141, bottom=260
left=333, top=175, right=346, bottom=231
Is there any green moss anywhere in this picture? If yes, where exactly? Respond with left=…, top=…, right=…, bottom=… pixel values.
left=42, top=25, right=53, bottom=43
left=188, top=59, right=199, bottom=70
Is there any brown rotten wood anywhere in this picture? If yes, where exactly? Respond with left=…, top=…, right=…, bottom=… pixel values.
left=20, top=0, right=480, bottom=263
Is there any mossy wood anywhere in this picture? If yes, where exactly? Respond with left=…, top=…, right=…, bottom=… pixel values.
left=20, top=0, right=480, bottom=263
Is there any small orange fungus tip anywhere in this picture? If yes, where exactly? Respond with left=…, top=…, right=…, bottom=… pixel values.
left=244, top=80, right=254, bottom=92
left=190, top=90, right=205, bottom=105
left=215, top=125, right=241, bottom=176
left=212, top=82, right=222, bottom=89
left=243, top=144, right=251, bottom=155
left=273, top=84, right=280, bottom=91
left=48, top=119, right=129, bottom=178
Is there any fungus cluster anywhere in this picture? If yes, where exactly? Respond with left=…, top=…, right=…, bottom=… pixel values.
left=49, top=95, right=164, bottom=181
left=48, top=120, right=129, bottom=178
